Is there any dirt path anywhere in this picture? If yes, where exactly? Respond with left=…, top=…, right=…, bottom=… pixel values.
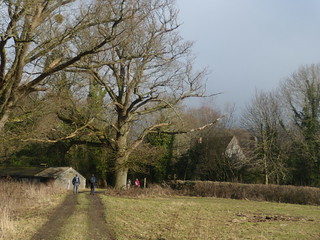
left=86, top=193, right=116, bottom=240
left=32, top=191, right=116, bottom=240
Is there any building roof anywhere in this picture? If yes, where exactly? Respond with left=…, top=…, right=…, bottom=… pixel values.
left=0, top=166, right=84, bottom=179
left=0, top=167, right=45, bottom=177
left=35, top=167, right=72, bottom=178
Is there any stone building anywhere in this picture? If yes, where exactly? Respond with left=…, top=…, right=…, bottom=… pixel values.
left=0, top=166, right=86, bottom=190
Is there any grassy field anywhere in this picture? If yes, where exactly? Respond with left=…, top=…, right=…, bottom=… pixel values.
left=1, top=182, right=320, bottom=240
left=101, top=193, right=320, bottom=240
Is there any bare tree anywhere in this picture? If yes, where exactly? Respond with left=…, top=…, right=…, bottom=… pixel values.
left=69, top=0, right=210, bottom=188
left=3, top=0, right=214, bottom=188
left=0, top=0, right=126, bottom=131
left=281, top=64, right=320, bottom=186
left=241, top=90, right=287, bottom=184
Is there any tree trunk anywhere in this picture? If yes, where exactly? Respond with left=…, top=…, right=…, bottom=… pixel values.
left=264, top=156, right=269, bottom=185
left=113, top=114, right=132, bottom=189
left=114, top=155, right=129, bottom=189
left=0, top=111, right=10, bottom=132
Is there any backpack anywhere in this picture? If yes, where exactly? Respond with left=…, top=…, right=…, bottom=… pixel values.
left=73, top=176, right=80, bottom=184
left=90, top=176, right=96, bottom=184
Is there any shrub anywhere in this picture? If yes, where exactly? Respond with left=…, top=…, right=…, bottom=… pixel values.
left=106, top=184, right=177, bottom=198
left=168, top=180, right=320, bottom=205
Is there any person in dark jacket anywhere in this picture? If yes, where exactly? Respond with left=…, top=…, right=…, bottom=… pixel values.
left=89, top=174, right=97, bottom=195
left=72, top=174, right=80, bottom=194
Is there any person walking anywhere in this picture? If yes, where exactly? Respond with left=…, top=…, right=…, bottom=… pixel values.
left=72, top=174, right=80, bottom=194
left=89, top=174, right=97, bottom=195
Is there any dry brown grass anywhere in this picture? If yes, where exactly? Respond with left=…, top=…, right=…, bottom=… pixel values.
left=0, top=180, right=66, bottom=240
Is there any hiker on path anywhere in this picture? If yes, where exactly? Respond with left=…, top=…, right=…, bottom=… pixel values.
left=89, top=174, right=97, bottom=195
left=127, top=179, right=131, bottom=189
left=72, top=174, right=80, bottom=194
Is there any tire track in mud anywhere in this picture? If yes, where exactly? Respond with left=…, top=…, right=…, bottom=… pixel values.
left=86, top=193, right=116, bottom=240
left=32, top=193, right=77, bottom=240
left=31, top=192, right=116, bottom=240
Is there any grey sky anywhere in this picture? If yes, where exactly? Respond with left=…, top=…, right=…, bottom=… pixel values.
left=176, top=0, right=320, bottom=111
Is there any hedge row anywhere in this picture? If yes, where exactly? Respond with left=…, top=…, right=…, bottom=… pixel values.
left=168, top=180, right=320, bottom=205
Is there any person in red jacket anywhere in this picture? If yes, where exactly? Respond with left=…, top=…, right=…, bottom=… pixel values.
left=135, top=178, right=140, bottom=188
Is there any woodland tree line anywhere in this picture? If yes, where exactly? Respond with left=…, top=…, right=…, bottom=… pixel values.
left=0, top=0, right=319, bottom=188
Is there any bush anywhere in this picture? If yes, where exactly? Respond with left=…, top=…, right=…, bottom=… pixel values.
left=106, top=184, right=177, bottom=198
left=168, top=180, right=320, bottom=205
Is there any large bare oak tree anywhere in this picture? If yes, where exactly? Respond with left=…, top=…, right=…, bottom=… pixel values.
left=1, top=0, right=212, bottom=188
left=71, top=0, right=209, bottom=188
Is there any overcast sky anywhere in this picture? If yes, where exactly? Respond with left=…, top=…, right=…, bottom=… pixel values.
left=176, top=0, right=320, bottom=112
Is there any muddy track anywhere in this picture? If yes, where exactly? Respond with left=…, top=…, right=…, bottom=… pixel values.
left=32, top=192, right=115, bottom=240
left=86, top=193, right=116, bottom=240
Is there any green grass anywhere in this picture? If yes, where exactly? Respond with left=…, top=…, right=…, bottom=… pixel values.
left=57, top=193, right=90, bottom=240
left=101, top=195, right=320, bottom=240
left=3, top=183, right=320, bottom=240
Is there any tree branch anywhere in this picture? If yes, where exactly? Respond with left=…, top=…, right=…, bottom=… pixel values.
left=21, top=119, right=95, bottom=143
left=152, top=116, right=224, bottom=135
left=128, top=122, right=170, bottom=154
